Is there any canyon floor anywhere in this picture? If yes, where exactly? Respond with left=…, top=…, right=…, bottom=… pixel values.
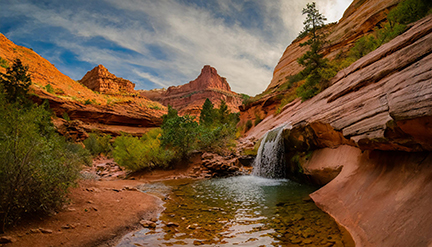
left=2, top=158, right=204, bottom=247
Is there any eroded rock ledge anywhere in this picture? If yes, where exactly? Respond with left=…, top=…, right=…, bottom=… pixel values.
left=246, top=16, right=432, bottom=247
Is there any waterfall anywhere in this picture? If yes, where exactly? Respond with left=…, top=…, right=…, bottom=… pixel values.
left=252, top=125, right=288, bottom=179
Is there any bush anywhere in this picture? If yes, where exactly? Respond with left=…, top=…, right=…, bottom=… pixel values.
left=83, top=133, right=113, bottom=156
left=0, top=57, right=9, bottom=69
left=245, top=120, right=253, bottom=131
left=0, top=92, right=81, bottom=232
left=45, top=84, right=54, bottom=94
left=388, top=0, right=431, bottom=25
left=113, top=129, right=175, bottom=171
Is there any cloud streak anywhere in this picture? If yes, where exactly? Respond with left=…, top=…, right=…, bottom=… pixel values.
left=0, top=0, right=352, bottom=95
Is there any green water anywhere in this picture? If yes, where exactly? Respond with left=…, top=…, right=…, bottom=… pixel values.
left=117, top=176, right=351, bottom=246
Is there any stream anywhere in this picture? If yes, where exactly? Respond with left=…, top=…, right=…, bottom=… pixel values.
left=116, top=175, right=351, bottom=246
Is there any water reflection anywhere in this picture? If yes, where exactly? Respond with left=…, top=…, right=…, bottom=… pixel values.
left=117, top=176, right=352, bottom=246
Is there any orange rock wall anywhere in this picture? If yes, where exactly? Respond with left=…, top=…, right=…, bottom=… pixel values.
left=80, top=64, right=135, bottom=94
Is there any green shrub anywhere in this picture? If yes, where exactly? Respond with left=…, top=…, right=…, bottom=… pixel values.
left=0, top=57, right=9, bottom=69
left=84, top=99, right=92, bottom=105
left=113, top=129, right=175, bottom=171
left=62, top=112, right=71, bottom=121
left=83, top=133, right=113, bottom=156
left=245, top=120, right=253, bottom=131
left=0, top=91, right=81, bottom=232
left=45, top=84, right=54, bottom=94
left=388, top=0, right=431, bottom=25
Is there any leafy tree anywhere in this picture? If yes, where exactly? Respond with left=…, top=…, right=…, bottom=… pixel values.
left=161, top=114, right=200, bottom=158
left=162, top=105, right=179, bottom=123
left=199, top=98, right=216, bottom=126
left=0, top=59, right=31, bottom=105
left=113, top=129, right=174, bottom=171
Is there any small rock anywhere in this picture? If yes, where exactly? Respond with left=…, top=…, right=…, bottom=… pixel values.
left=87, top=200, right=94, bottom=204
left=150, top=217, right=158, bottom=222
left=0, top=236, right=16, bottom=243
left=39, top=228, right=53, bottom=234
left=30, top=229, right=40, bottom=234
left=112, top=188, right=121, bottom=192
left=187, top=223, right=199, bottom=230
left=166, top=222, right=179, bottom=227
left=140, top=220, right=156, bottom=228
left=90, top=206, right=98, bottom=211
left=66, top=207, right=76, bottom=212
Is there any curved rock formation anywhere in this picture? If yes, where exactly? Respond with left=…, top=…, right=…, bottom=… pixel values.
left=80, top=65, right=135, bottom=94
left=246, top=15, right=432, bottom=247
left=140, top=65, right=243, bottom=115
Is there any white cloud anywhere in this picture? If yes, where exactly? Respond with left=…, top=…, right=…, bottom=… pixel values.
left=2, top=0, right=353, bottom=96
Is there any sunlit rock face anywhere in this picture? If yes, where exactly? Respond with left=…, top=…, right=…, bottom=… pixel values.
left=140, top=65, right=243, bottom=116
left=80, top=64, right=135, bottom=94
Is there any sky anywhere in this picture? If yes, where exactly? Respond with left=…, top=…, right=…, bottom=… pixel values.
left=0, top=0, right=352, bottom=96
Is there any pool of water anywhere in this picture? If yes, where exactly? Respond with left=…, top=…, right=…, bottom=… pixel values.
left=116, top=176, right=352, bottom=246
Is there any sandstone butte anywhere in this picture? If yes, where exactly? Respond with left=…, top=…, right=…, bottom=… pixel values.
left=0, top=33, right=166, bottom=139
left=244, top=9, right=432, bottom=247
left=140, top=65, right=243, bottom=116
left=80, top=64, right=135, bottom=94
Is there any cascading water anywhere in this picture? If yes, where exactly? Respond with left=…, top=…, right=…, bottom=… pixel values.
left=253, top=124, right=289, bottom=178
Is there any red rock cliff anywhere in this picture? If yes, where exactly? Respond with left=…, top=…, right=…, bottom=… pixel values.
left=80, top=64, right=135, bottom=94
left=245, top=15, right=432, bottom=247
left=140, top=65, right=243, bottom=115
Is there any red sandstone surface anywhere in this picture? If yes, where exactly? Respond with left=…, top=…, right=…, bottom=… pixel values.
left=140, top=65, right=243, bottom=116
left=244, top=14, right=432, bottom=247
left=0, top=33, right=166, bottom=138
left=239, top=0, right=404, bottom=126
left=80, top=64, right=135, bottom=94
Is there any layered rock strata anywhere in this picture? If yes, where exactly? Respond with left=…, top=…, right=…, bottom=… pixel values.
left=140, top=65, right=242, bottom=115
left=246, top=15, right=432, bottom=247
left=80, top=65, right=135, bottom=94
left=239, top=0, right=403, bottom=126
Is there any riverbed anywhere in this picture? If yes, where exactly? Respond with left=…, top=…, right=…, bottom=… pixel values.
left=116, top=175, right=352, bottom=246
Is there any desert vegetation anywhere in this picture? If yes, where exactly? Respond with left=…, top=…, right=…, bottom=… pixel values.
left=0, top=59, right=89, bottom=232
left=103, top=99, right=239, bottom=172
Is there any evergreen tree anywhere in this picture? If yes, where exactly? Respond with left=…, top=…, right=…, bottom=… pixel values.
left=296, top=2, right=329, bottom=101
left=0, top=59, right=32, bottom=105
left=199, top=98, right=216, bottom=126
left=217, top=99, right=230, bottom=124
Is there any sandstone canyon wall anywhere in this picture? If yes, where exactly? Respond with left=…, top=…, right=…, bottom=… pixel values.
left=245, top=14, right=432, bottom=247
left=239, top=0, right=403, bottom=127
left=140, top=65, right=243, bottom=116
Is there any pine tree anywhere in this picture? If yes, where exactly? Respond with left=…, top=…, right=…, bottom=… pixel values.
left=0, top=59, right=32, bottom=105
left=217, top=99, right=229, bottom=125
left=199, top=98, right=216, bottom=126
left=296, top=2, right=329, bottom=101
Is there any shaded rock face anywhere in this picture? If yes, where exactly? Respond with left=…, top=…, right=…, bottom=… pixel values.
left=247, top=15, right=432, bottom=247
left=80, top=65, right=135, bottom=94
left=308, top=146, right=432, bottom=247
left=140, top=65, right=242, bottom=115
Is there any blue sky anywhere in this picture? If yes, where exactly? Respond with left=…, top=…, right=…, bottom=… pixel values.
left=0, top=0, right=352, bottom=96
